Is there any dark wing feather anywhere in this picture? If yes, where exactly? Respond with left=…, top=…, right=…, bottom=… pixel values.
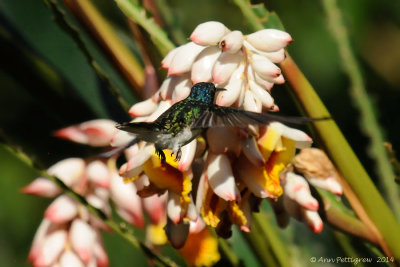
left=116, top=122, right=159, bottom=142
left=192, top=106, right=327, bottom=128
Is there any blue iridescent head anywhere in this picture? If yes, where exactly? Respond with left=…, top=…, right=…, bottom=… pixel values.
left=187, top=82, right=225, bottom=103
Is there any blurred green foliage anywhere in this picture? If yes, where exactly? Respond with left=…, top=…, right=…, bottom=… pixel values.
left=0, top=0, right=399, bottom=266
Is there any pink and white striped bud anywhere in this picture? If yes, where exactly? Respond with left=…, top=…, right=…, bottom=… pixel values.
left=178, top=140, right=197, bottom=171
left=248, top=79, right=275, bottom=110
left=251, top=54, right=281, bottom=82
left=189, top=217, right=206, bottom=234
left=212, top=51, right=242, bottom=85
left=59, top=250, right=84, bottom=267
left=168, top=42, right=205, bottom=76
left=246, top=29, right=292, bottom=52
left=110, top=173, right=144, bottom=228
left=34, top=229, right=67, bottom=267
left=129, top=98, right=158, bottom=117
left=22, top=177, right=61, bottom=198
left=216, top=63, right=244, bottom=107
left=219, top=30, right=244, bottom=54
left=47, top=158, right=85, bottom=187
left=284, top=172, right=319, bottom=211
left=54, top=119, right=116, bottom=147
left=191, top=46, right=221, bottom=84
left=243, top=90, right=262, bottom=113
left=303, top=210, right=323, bottom=233
left=207, top=153, right=240, bottom=201
left=45, top=195, right=78, bottom=224
left=167, top=191, right=182, bottom=224
left=190, top=21, right=230, bottom=46
left=87, top=160, right=110, bottom=189
left=308, top=177, right=343, bottom=195
left=70, top=219, right=96, bottom=264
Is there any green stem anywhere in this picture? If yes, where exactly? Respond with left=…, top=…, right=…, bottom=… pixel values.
left=218, top=238, right=242, bottom=267
left=243, top=213, right=291, bottom=267
left=4, top=144, right=177, bottom=267
left=322, top=0, right=400, bottom=221
left=233, top=0, right=400, bottom=260
left=114, top=0, right=175, bottom=57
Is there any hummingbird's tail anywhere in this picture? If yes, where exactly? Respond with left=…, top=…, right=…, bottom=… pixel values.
left=116, top=122, right=158, bottom=142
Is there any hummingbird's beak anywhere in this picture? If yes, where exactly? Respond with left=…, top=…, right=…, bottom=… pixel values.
left=216, top=87, right=227, bottom=92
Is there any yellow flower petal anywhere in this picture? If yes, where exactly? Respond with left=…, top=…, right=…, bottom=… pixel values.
left=228, top=201, right=248, bottom=228
left=179, top=227, right=220, bottom=267
left=258, top=126, right=282, bottom=161
left=147, top=223, right=167, bottom=246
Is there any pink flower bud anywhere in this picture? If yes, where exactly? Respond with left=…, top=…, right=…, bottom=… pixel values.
left=161, top=47, right=179, bottom=69
left=118, top=143, right=153, bottom=178
left=168, top=42, right=205, bottom=75
left=158, top=76, right=174, bottom=101
left=220, top=30, right=244, bottom=54
left=243, top=90, right=262, bottom=113
left=178, top=140, right=197, bottom=171
left=110, top=173, right=144, bottom=228
left=284, top=172, right=319, bottom=211
left=93, top=240, right=109, bottom=267
left=264, top=48, right=286, bottom=63
left=146, top=101, right=172, bottom=122
left=191, top=46, right=221, bottom=84
left=171, top=74, right=192, bottom=104
left=303, top=210, right=323, bottom=233
left=54, top=119, right=116, bottom=147
left=246, top=29, right=292, bottom=52
left=189, top=218, right=206, bottom=234
left=251, top=54, right=281, bottom=82
left=87, top=161, right=110, bottom=189
left=273, top=74, right=285, bottom=84
left=22, top=178, right=61, bottom=197
left=167, top=191, right=182, bottom=224
left=45, top=195, right=78, bottom=224
left=70, top=219, right=96, bottom=264
left=28, top=219, right=52, bottom=263
left=212, top=51, right=242, bottom=85
left=190, top=21, right=229, bottom=46
left=207, top=153, right=240, bottom=201
left=248, top=79, right=274, bottom=109
left=129, top=98, right=158, bottom=117
left=215, top=63, right=244, bottom=106
left=34, top=230, right=67, bottom=267
left=308, top=177, right=343, bottom=195
left=47, top=158, right=85, bottom=187
left=143, top=193, right=167, bottom=224
left=59, top=251, right=84, bottom=267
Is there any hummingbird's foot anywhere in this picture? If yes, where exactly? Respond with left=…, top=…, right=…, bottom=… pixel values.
left=156, top=149, right=166, bottom=164
left=174, top=148, right=182, bottom=162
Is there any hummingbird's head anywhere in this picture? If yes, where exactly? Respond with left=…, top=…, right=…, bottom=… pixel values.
left=188, top=82, right=225, bottom=103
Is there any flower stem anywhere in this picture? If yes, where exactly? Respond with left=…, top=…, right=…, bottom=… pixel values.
left=3, top=144, right=177, bottom=267
left=62, top=0, right=145, bottom=96
left=114, top=0, right=175, bottom=57
left=322, top=0, right=400, bottom=221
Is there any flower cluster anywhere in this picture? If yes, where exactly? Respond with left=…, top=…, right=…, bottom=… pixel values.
left=23, top=21, right=343, bottom=267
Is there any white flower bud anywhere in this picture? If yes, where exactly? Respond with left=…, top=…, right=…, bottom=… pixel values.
left=70, top=219, right=96, bottom=264
left=207, top=153, right=240, bottom=201
left=219, top=30, right=243, bottom=54
left=212, top=51, right=242, bottom=85
left=269, top=122, right=312, bottom=149
left=215, top=63, right=244, bottom=106
left=129, top=98, right=158, bottom=117
left=167, top=191, right=182, bottom=224
left=171, top=74, right=192, bottom=103
left=161, top=47, right=179, bottom=69
left=241, top=137, right=265, bottom=167
left=248, top=79, right=274, bottom=109
left=191, top=46, right=221, bottom=84
left=190, top=21, right=230, bottom=46
left=251, top=53, right=281, bottom=81
left=246, top=29, right=292, bottom=52
left=243, top=90, right=262, bottom=113
left=168, top=42, right=205, bottom=75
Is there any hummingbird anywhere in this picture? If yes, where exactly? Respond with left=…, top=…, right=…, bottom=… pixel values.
left=116, top=82, right=325, bottom=163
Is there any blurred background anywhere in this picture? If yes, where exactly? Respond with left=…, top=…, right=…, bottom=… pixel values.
left=0, top=0, right=399, bottom=266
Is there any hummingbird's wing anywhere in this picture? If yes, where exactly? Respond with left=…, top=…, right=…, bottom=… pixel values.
left=192, top=106, right=326, bottom=128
